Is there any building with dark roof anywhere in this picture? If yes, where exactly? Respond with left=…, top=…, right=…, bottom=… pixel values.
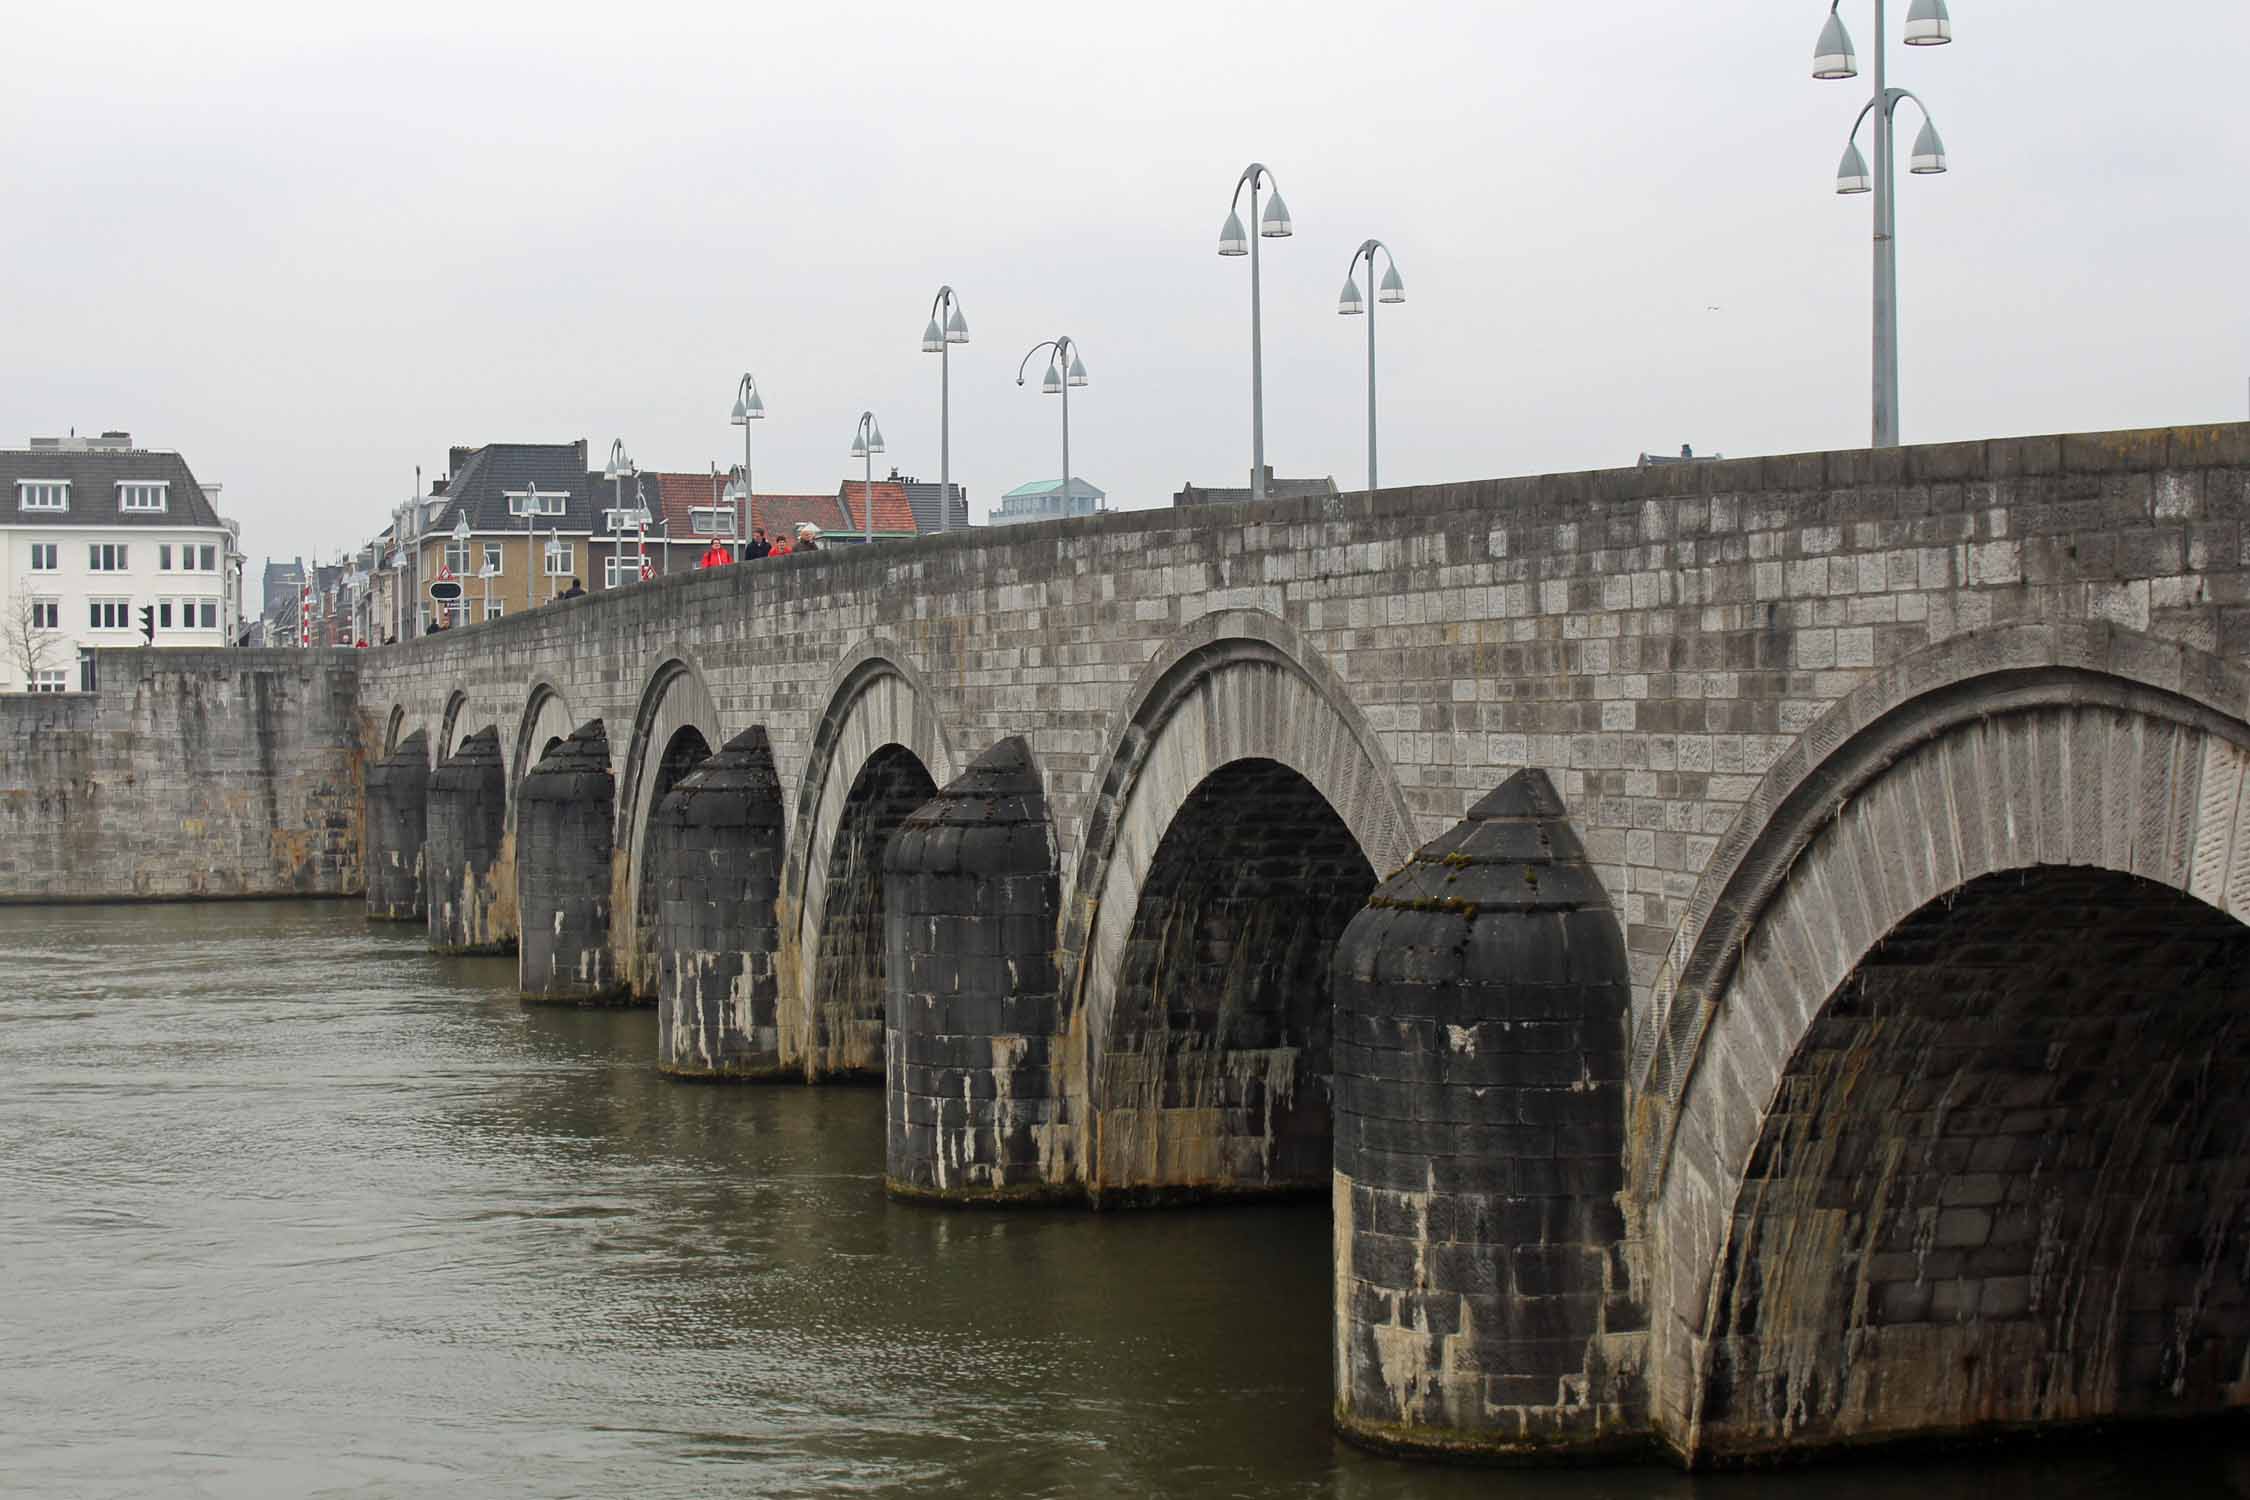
left=887, top=470, right=969, bottom=533
left=1171, top=465, right=1338, bottom=509
left=991, top=477, right=1106, bottom=526
left=2, top=432, right=242, bottom=689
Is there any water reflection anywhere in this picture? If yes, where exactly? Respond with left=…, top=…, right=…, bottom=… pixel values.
left=0, top=901, right=2244, bottom=1497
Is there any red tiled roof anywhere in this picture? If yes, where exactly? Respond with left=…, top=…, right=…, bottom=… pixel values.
left=835, top=480, right=918, bottom=535
left=752, top=493, right=850, bottom=540
left=650, top=471, right=726, bottom=537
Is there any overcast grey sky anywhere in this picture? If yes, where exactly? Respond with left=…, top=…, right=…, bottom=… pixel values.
left=5, top=0, right=2246, bottom=587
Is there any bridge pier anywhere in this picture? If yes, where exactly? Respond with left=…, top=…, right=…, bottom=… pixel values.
left=1331, top=771, right=1646, bottom=1462
left=365, top=729, right=429, bottom=922
left=882, top=737, right=1067, bottom=1203
left=652, top=728, right=789, bottom=1078
left=425, top=726, right=516, bottom=956
left=516, top=720, right=625, bottom=1003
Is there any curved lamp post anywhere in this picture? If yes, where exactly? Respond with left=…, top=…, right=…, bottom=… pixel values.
left=729, top=374, right=764, bottom=559
left=603, top=439, right=636, bottom=598
left=1337, top=239, right=1405, bottom=495
left=1016, top=336, right=1088, bottom=520
left=848, top=411, right=886, bottom=544
left=920, top=287, right=968, bottom=533
left=1815, top=0, right=1954, bottom=448
left=1218, top=162, right=1292, bottom=503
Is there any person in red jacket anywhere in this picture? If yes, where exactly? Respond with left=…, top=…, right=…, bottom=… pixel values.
left=697, top=541, right=731, bottom=569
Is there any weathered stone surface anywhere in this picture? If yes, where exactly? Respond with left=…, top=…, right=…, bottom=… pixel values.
left=0, top=650, right=361, bottom=902
left=654, top=727, right=787, bottom=1077
left=364, top=729, right=428, bottom=921
left=811, top=744, right=937, bottom=1080
left=516, top=719, right=622, bottom=1001
left=882, top=736, right=1064, bottom=1202
left=425, top=726, right=514, bottom=955
left=1332, top=769, right=1643, bottom=1461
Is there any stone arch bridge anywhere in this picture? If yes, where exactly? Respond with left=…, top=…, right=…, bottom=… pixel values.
left=351, top=423, right=2250, bottom=1467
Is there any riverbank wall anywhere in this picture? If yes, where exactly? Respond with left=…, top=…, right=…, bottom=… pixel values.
left=0, top=649, right=365, bottom=903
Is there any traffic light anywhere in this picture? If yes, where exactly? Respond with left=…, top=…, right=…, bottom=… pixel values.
left=138, top=605, right=154, bottom=645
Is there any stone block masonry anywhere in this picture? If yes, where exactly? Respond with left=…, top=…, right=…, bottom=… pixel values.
left=426, top=726, right=513, bottom=955
left=0, top=649, right=362, bottom=903
left=364, top=729, right=429, bottom=920
left=516, top=720, right=624, bottom=1001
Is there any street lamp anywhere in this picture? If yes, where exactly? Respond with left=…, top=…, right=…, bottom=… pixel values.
left=848, top=412, right=885, bottom=545
left=1814, top=0, right=1954, bottom=449
left=729, top=374, right=763, bottom=560
left=603, top=439, right=636, bottom=599
left=921, top=287, right=968, bottom=534
left=451, top=512, right=469, bottom=627
left=1218, top=162, right=1292, bottom=503
left=1337, top=239, right=1406, bottom=495
left=1016, top=336, right=1088, bottom=521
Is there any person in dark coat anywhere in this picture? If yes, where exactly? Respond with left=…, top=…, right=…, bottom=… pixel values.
left=747, top=529, right=771, bottom=560
left=557, top=577, right=586, bottom=600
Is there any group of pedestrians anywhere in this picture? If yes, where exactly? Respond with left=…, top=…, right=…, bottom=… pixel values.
left=695, top=522, right=823, bottom=570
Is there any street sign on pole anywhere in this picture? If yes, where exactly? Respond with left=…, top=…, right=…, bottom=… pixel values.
left=428, top=580, right=463, bottom=603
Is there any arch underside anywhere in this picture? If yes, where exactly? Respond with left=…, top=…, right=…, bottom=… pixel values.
left=631, top=725, right=713, bottom=999
left=1096, top=757, right=1374, bottom=1196
left=618, top=660, right=723, bottom=997
left=811, top=745, right=937, bottom=1078
left=1652, top=694, right=2250, bottom=1458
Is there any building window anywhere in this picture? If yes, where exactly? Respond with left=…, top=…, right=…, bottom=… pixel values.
left=544, top=540, right=574, bottom=577
left=30, top=598, right=58, bottom=630
left=197, top=600, right=217, bottom=629
left=509, top=491, right=566, bottom=517
left=690, top=506, right=735, bottom=536
left=481, top=543, right=503, bottom=576
left=17, top=480, right=69, bottom=512
left=443, top=540, right=470, bottom=576
left=29, top=544, right=56, bottom=572
left=89, top=544, right=128, bottom=572
left=158, top=600, right=174, bottom=630
left=606, top=554, right=654, bottom=589
left=177, top=546, right=215, bottom=572
left=159, top=545, right=173, bottom=571
left=484, top=599, right=504, bottom=621
left=117, top=482, right=168, bottom=512
left=89, top=599, right=130, bottom=630
left=32, top=669, right=67, bottom=693
left=199, top=545, right=217, bottom=571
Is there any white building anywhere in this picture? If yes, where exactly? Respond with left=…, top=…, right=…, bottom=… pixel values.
left=0, top=432, right=241, bottom=692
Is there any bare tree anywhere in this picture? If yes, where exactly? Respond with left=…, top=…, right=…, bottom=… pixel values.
left=6, top=581, right=64, bottom=691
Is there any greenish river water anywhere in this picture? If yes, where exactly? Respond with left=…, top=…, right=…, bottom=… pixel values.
left=2, top=901, right=2244, bottom=1497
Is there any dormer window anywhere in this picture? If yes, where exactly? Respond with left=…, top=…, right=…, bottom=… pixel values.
left=506, top=489, right=566, bottom=517
left=17, top=480, right=69, bottom=512
left=117, top=481, right=168, bottom=512
left=690, top=506, right=735, bottom=536
left=604, top=507, right=654, bottom=533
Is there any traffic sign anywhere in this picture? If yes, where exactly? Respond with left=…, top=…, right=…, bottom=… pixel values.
left=429, top=580, right=463, bottom=602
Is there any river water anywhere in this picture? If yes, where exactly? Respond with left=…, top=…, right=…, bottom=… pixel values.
left=2, top=901, right=2244, bottom=1498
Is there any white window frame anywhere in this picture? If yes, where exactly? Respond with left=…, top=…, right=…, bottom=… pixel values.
left=17, top=480, right=69, bottom=512
left=29, top=543, right=57, bottom=572
left=31, top=669, right=68, bottom=694
left=509, top=491, right=566, bottom=517
left=89, top=544, right=128, bottom=572
left=158, top=598, right=175, bottom=630
left=484, top=599, right=504, bottom=621
left=30, top=597, right=58, bottom=631
left=196, top=600, right=218, bottom=630
left=89, top=597, right=131, bottom=631
left=543, top=540, right=574, bottom=577
left=481, top=543, right=503, bottom=577
left=690, top=506, right=735, bottom=537
left=197, top=544, right=217, bottom=572
left=603, top=555, right=638, bottom=590
left=116, top=481, right=169, bottom=513
left=159, top=544, right=174, bottom=571
left=443, top=540, right=471, bottom=577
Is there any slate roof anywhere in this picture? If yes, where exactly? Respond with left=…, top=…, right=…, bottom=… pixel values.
left=0, top=447, right=226, bottom=528
left=835, top=480, right=917, bottom=536
left=1173, top=468, right=1337, bottom=508
left=429, top=441, right=593, bottom=534
left=896, top=477, right=969, bottom=533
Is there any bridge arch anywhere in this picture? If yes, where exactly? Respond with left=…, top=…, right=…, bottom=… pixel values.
left=783, top=643, right=956, bottom=1080
left=1062, top=609, right=1417, bottom=1197
left=382, top=705, right=406, bottom=757
left=1640, top=623, right=2250, bottom=1458
left=616, top=654, right=724, bottom=998
left=438, top=689, right=471, bottom=760
left=506, top=679, right=577, bottom=832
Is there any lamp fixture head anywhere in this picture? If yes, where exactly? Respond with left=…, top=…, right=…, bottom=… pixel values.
left=742, top=387, right=763, bottom=419
left=849, top=433, right=867, bottom=460
left=922, top=318, right=945, bottom=354
left=1260, top=191, right=1293, bottom=238
left=1066, top=353, right=1088, bottom=388
left=1904, top=0, right=1952, bottom=46
left=1908, top=118, right=1949, bottom=174
left=1813, top=11, right=1858, bottom=79
left=1338, top=276, right=1364, bottom=316
left=1218, top=209, right=1249, bottom=256
left=1041, top=361, right=1062, bottom=395
left=945, top=305, right=969, bottom=343
left=1377, top=263, right=1405, bottom=304
left=1835, top=139, right=1873, bottom=194
left=868, top=418, right=885, bottom=454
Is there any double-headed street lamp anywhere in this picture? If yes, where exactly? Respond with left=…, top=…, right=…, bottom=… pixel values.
left=1218, top=162, right=1292, bottom=503
left=1016, top=336, right=1088, bottom=516
left=604, top=439, right=637, bottom=596
left=848, top=412, right=885, bottom=545
left=920, top=288, right=969, bottom=533
left=1815, top=0, right=1954, bottom=449
left=1337, top=240, right=1406, bottom=495
left=729, top=374, right=764, bottom=559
